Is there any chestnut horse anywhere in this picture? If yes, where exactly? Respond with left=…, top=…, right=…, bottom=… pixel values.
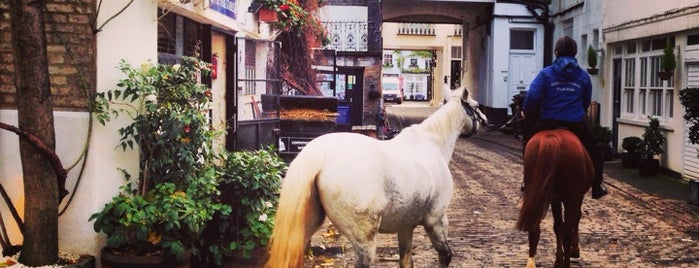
left=264, top=88, right=487, bottom=268
left=516, top=129, right=594, bottom=268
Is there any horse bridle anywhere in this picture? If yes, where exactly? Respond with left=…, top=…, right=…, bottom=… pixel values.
left=460, top=99, right=486, bottom=137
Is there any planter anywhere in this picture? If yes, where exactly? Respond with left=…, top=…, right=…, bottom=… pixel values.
left=66, top=255, right=96, bottom=268
left=690, top=180, right=699, bottom=206
left=658, top=71, right=673, bottom=80
left=258, top=8, right=278, bottom=22
left=222, top=248, right=269, bottom=268
left=638, top=158, right=660, bottom=177
left=620, top=153, right=641, bottom=168
left=587, top=67, right=599, bottom=75
left=101, top=248, right=191, bottom=268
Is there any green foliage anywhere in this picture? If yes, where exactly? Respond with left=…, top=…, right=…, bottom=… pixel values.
left=680, top=88, right=699, bottom=145
left=255, top=0, right=328, bottom=45
left=199, top=147, right=286, bottom=265
left=621, top=136, right=643, bottom=154
left=90, top=56, right=227, bottom=261
left=592, top=124, right=612, bottom=144
left=587, top=45, right=597, bottom=69
left=638, top=116, right=665, bottom=160
left=661, top=39, right=676, bottom=71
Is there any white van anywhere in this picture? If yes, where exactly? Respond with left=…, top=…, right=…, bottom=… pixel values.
left=382, top=76, right=403, bottom=104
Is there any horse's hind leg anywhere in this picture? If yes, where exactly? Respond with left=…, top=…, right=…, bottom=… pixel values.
left=337, top=217, right=379, bottom=268
left=346, top=232, right=377, bottom=268
left=397, top=228, right=415, bottom=268
left=551, top=201, right=570, bottom=268
left=526, top=226, right=540, bottom=268
left=570, top=225, right=581, bottom=258
left=424, top=215, right=452, bottom=268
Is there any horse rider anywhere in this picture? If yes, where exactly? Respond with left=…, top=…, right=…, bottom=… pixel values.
left=520, top=36, right=608, bottom=199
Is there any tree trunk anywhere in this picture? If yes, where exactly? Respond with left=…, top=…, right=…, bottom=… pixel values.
left=8, top=0, right=59, bottom=265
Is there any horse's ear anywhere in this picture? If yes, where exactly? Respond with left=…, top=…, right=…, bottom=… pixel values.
left=461, top=89, right=469, bottom=100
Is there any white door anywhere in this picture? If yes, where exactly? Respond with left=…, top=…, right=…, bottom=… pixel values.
left=683, top=64, right=699, bottom=180
left=508, top=53, right=537, bottom=113
left=211, top=33, right=227, bottom=148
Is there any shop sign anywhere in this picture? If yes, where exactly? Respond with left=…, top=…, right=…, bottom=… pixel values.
left=211, top=0, right=236, bottom=19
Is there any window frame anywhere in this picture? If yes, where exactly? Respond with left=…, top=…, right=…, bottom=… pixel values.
left=619, top=38, right=675, bottom=124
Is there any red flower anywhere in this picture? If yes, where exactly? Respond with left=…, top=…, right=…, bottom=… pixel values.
left=280, top=3, right=290, bottom=11
left=184, top=125, right=191, bottom=133
left=204, top=90, right=212, bottom=98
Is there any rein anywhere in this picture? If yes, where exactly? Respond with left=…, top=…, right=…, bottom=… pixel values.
left=460, top=99, right=483, bottom=137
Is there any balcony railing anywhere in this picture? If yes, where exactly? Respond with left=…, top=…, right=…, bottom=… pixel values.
left=398, top=23, right=435, bottom=36
left=454, top=24, right=462, bottom=36
left=322, top=21, right=368, bottom=52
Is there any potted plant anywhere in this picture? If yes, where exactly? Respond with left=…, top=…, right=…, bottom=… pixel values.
left=90, top=56, right=228, bottom=267
left=620, top=136, right=643, bottom=168
left=658, top=40, right=676, bottom=80
left=637, top=116, right=665, bottom=176
left=592, top=124, right=613, bottom=161
left=587, top=45, right=598, bottom=75
left=255, top=0, right=306, bottom=30
left=195, top=147, right=286, bottom=267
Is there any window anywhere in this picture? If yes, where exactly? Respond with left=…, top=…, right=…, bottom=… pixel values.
left=383, top=53, right=393, bottom=67
left=688, top=33, right=699, bottom=46
left=620, top=37, right=674, bottom=123
left=510, top=30, right=534, bottom=50
left=409, top=58, right=418, bottom=68
left=562, top=19, right=573, bottom=39
left=451, top=46, right=462, bottom=59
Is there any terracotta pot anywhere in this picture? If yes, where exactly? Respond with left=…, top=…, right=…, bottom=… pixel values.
left=258, top=8, right=278, bottom=22
left=100, top=248, right=191, bottom=268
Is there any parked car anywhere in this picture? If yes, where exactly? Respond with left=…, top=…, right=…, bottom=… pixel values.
left=382, top=77, right=403, bottom=104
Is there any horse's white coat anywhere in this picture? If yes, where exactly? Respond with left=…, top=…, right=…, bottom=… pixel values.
left=266, top=88, right=486, bottom=268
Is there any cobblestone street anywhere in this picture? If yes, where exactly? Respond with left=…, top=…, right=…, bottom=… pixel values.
left=305, top=126, right=699, bottom=267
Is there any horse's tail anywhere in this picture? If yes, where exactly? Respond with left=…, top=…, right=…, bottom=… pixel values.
left=516, top=131, right=560, bottom=232
left=265, top=145, right=326, bottom=268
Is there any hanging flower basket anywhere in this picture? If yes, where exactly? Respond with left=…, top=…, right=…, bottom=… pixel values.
left=658, top=71, right=673, bottom=80
left=258, top=8, right=278, bottom=22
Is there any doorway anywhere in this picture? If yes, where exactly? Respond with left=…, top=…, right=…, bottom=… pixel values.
left=335, top=67, right=364, bottom=130
left=507, top=52, right=537, bottom=111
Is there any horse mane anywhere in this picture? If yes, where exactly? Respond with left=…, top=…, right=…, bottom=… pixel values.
left=399, top=89, right=470, bottom=159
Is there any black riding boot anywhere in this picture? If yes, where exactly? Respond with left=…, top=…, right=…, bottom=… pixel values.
left=590, top=145, right=608, bottom=199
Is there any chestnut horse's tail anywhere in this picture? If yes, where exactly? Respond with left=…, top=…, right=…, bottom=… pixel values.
left=265, top=145, right=326, bottom=268
left=516, top=130, right=563, bottom=232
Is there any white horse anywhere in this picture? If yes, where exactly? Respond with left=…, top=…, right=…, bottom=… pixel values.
left=265, top=88, right=487, bottom=268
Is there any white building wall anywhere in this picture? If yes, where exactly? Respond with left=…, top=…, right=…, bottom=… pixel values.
left=485, top=3, right=544, bottom=119
left=601, top=1, right=699, bottom=174
left=1, top=0, right=259, bottom=257
left=549, top=0, right=614, bottom=133
left=382, top=22, right=463, bottom=105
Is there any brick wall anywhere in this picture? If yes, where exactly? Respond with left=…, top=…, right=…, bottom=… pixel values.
left=0, top=0, right=96, bottom=111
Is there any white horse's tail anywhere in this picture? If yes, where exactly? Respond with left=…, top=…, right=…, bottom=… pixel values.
left=265, top=146, right=326, bottom=268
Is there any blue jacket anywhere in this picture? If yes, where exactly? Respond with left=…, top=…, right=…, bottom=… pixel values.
left=523, top=56, right=592, bottom=123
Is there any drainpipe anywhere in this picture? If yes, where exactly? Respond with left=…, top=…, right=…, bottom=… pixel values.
left=525, top=4, right=554, bottom=66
